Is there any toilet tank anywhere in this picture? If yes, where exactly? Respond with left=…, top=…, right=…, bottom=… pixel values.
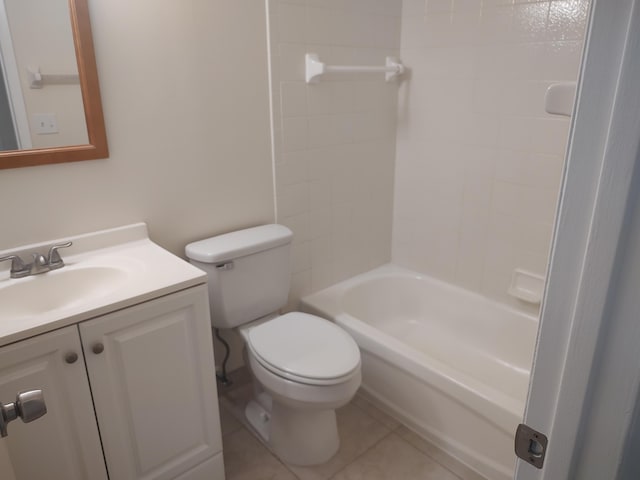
left=185, top=224, right=293, bottom=329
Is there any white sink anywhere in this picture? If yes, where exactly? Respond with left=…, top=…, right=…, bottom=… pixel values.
left=0, top=266, right=129, bottom=320
left=0, top=223, right=207, bottom=347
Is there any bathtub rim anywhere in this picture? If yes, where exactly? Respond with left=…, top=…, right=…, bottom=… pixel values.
left=303, top=263, right=539, bottom=326
left=300, top=263, right=539, bottom=435
left=357, top=355, right=514, bottom=480
left=335, top=310, right=523, bottom=435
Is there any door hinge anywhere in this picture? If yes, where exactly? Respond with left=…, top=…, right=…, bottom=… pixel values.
left=515, top=423, right=548, bottom=469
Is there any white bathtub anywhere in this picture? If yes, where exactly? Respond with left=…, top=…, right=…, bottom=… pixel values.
left=301, top=264, right=538, bottom=480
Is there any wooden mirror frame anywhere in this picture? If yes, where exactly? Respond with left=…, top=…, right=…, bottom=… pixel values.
left=0, top=0, right=108, bottom=170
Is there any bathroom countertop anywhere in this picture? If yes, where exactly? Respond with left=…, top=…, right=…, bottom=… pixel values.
left=0, top=223, right=207, bottom=348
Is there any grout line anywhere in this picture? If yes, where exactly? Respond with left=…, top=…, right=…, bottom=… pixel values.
left=219, top=405, right=244, bottom=438
left=397, top=427, right=485, bottom=480
left=219, top=388, right=302, bottom=479
left=268, top=402, right=397, bottom=480
left=350, top=393, right=482, bottom=479
left=223, top=389, right=407, bottom=480
left=351, top=392, right=403, bottom=432
left=325, top=429, right=395, bottom=480
left=234, top=424, right=302, bottom=480
left=270, top=399, right=394, bottom=480
left=397, top=435, right=466, bottom=480
left=262, top=429, right=303, bottom=480
left=280, top=456, right=302, bottom=480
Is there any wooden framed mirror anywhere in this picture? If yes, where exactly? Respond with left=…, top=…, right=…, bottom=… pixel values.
left=0, top=0, right=107, bottom=170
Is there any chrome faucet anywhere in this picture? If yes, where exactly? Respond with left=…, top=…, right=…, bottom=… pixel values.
left=30, top=253, right=50, bottom=275
left=0, top=241, right=72, bottom=278
left=0, top=255, right=29, bottom=278
left=47, top=242, right=72, bottom=270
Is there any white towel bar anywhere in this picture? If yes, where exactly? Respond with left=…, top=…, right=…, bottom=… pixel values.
left=305, top=53, right=404, bottom=84
left=27, top=67, right=79, bottom=89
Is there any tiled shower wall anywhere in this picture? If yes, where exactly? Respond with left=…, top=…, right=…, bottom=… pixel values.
left=393, top=0, right=589, bottom=311
left=268, top=0, right=402, bottom=309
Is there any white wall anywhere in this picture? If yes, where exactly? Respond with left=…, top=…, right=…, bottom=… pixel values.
left=268, top=0, right=402, bottom=310
left=4, top=0, right=87, bottom=148
left=393, top=0, right=589, bottom=311
left=0, top=0, right=274, bottom=257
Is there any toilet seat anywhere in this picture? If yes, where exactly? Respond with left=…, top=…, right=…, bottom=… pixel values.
left=246, top=312, right=361, bottom=386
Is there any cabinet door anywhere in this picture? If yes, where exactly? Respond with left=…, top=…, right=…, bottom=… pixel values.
left=80, top=285, right=223, bottom=480
left=0, top=326, right=108, bottom=480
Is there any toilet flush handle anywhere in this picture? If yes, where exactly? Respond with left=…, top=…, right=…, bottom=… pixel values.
left=215, top=261, right=234, bottom=271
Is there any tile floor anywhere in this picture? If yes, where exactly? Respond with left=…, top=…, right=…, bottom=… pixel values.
left=218, top=372, right=486, bottom=480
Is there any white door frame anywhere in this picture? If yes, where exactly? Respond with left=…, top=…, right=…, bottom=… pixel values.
left=0, top=0, right=31, bottom=149
left=516, top=0, right=640, bottom=478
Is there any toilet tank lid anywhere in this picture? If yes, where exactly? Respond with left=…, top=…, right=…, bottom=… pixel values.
left=185, top=224, right=293, bottom=263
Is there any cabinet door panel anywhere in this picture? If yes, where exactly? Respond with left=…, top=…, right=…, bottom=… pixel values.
left=80, top=285, right=222, bottom=480
left=174, top=452, right=225, bottom=480
left=0, top=326, right=107, bottom=480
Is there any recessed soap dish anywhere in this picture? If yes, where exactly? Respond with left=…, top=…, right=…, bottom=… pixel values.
left=545, top=82, right=576, bottom=117
left=508, top=269, right=545, bottom=304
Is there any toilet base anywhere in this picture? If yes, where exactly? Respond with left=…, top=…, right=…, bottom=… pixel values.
left=245, top=396, right=272, bottom=443
left=245, top=394, right=340, bottom=466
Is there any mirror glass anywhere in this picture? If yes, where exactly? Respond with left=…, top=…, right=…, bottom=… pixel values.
left=0, top=0, right=88, bottom=152
left=0, top=0, right=107, bottom=169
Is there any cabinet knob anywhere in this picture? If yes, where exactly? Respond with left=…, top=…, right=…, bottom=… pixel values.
left=92, top=343, right=104, bottom=354
left=0, top=390, right=47, bottom=438
left=65, top=352, right=79, bottom=364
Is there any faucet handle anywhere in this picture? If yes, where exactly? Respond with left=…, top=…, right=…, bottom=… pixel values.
left=0, top=255, right=29, bottom=278
left=47, top=242, right=72, bottom=270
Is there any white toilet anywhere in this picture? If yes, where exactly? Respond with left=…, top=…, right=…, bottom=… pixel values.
left=185, top=224, right=361, bottom=466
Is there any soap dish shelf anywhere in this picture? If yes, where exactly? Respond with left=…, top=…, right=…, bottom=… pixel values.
left=508, top=269, right=545, bottom=305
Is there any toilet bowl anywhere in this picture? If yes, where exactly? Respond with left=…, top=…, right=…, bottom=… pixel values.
left=240, top=312, right=361, bottom=465
left=185, top=224, right=362, bottom=466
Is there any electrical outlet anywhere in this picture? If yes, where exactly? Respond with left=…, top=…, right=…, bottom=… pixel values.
left=32, top=113, right=58, bottom=134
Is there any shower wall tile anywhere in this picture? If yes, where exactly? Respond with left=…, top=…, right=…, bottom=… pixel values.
left=278, top=3, right=307, bottom=43
left=268, top=0, right=402, bottom=310
left=281, top=117, right=308, bottom=151
left=281, top=82, right=308, bottom=117
left=393, top=0, right=589, bottom=312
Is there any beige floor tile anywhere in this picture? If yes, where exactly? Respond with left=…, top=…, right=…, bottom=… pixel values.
left=219, top=367, right=253, bottom=391
left=352, top=393, right=400, bottom=430
left=224, top=382, right=255, bottom=409
left=286, top=403, right=392, bottom=480
left=219, top=403, right=243, bottom=437
left=331, top=433, right=461, bottom=480
left=219, top=383, right=255, bottom=428
left=396, top=426, right=487, bottom=480
left=223, top=427, right=298, bottom=480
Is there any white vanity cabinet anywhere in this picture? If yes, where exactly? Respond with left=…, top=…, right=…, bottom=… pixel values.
left=0, top=284, right=224, bottom=480
left=0, top=325, right=108, bottom=480
left=80, top=285, right=223, bottom=479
